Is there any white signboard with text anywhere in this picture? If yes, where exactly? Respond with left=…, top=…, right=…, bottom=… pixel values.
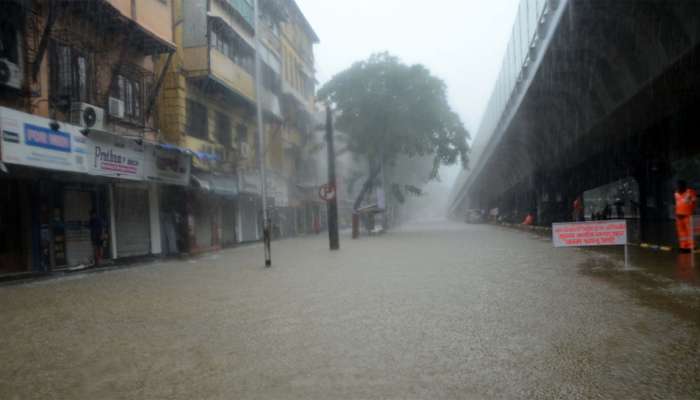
left=0, top=107, right=88, bottom=173
left=89, top=132, right=144, bottom=180
left=552, top=220, right=628, bottom=248
left=239, top=170, right=261, bottom=194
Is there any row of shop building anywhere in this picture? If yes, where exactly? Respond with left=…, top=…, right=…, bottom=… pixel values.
left=0, top=0, right=325, bottom=277
left=0, top=106, right=326, bottom=276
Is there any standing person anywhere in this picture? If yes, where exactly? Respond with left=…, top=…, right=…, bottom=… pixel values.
left=89, top=209, right=105, bottom=267
left=572, top=196, right=584, bottom=222
left=603, top=203, right=612, bottom=220
left=674, top=180, right=697, bottom=253
left=614, top=196, right=625, bottom=219
left=313, top=213, right=321, bottom=235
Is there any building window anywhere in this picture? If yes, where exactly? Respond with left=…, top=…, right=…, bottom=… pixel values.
left=50, top=42, right=94, bottom=107
left=236, top=124, right=248, bottom=144
left=261, top=63, right=280, bottom=93
left=210, top=24, right=255, bottom=75
left=301, top=72, right=314, bottom=99
left=187, top=100, right=208, bottom=139
left=0, top=15, right=20, bottom=65
left=113, top=73, right=144, bottom=124
left=216, top=112, right=232, bottom=147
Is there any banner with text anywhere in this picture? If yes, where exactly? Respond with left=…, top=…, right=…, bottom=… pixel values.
left=552, top=220, right=627, bottom=248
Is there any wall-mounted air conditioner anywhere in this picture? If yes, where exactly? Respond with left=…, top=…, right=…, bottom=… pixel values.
left=70, top=102, right=105, bottom=130
left=108, top=97, right=125, bottom=119
left=0, top=58, right=22, bottom=90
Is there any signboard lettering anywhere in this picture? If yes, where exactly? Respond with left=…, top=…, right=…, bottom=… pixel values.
left=552, top=220, right=628, bottom=248
left=88, top=134, right=143, bottom=180
left=25, top=124, right=72, bottom=153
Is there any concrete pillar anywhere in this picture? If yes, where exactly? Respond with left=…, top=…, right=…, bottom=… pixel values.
left=108, top=184, right=118, bottom=259
left=149, top=183, right=162, bottom=255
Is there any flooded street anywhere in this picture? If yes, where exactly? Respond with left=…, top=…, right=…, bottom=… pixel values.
left=2, top=221, right=700, bottom=399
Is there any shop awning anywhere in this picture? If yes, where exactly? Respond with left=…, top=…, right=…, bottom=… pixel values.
left=192, top=151, right=220, bottom=162
left=156, top=143, right=193, bottom=155
left=191, top=172, right=239, bottom=197
left=191, top=174, right=211, bottom=191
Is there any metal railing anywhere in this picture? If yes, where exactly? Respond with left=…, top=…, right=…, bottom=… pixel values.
left=450, top=0, right=565, bottom=211
left=470, top=0, right=551, bottom=168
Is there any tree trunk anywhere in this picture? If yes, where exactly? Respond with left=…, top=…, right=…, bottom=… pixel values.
left=353, top=162, right=382, bottom=211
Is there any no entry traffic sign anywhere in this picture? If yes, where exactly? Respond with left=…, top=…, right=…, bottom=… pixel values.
left=319, top=183, right=336, bottom=202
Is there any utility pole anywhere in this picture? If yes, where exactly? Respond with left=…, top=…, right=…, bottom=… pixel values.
left=326, top=104, right=340, bottom=250
left=253, top=0, right=271, bottom=267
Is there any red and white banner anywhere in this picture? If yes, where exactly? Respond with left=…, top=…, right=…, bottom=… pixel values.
left=552, top=220, right=627, bottom=248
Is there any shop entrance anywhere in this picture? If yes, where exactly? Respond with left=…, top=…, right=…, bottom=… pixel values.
left=0, top=180, right=30, bottom=275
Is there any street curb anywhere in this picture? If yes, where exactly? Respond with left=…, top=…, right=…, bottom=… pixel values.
left=493, top=222, right=679, bottom=252
left=639, top=243, right=674, bottom=252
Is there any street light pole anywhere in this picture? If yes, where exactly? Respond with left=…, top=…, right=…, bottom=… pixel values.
left=326, top=104, right=340, bottom=250
left=253, top=0, right=271, bottom=267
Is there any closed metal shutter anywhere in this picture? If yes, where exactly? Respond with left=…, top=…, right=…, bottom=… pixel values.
left=63, top=190, right=93, bottom=268
left=115, top=185, right=151, bottom=258
left=222, top=201, right=237, bottom=246
left=191, top=193, right=212, bottom=249
left=240, top=196, right=259, bottom=242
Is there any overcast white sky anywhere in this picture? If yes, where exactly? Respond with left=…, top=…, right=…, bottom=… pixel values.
left=296, top=0, right=521, bottom=183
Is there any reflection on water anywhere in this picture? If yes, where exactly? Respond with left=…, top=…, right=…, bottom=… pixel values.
left=676, top=253, right=697, bottom=283
left=579, top=249, right=700, bottom=326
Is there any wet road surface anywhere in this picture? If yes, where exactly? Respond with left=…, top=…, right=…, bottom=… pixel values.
left=1, top=221, right=700, bottom=399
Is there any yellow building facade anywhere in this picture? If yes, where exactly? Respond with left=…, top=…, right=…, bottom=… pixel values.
left=158, top=0, right=319, bottom=242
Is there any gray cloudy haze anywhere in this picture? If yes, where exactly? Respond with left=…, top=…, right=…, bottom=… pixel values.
left=296, top=0, right=521, bottom=183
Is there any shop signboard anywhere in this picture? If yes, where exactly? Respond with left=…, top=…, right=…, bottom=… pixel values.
left=144, top=145, right=191, bottom=186
left=0, top=107, right=88, bottom=173
left=210, top=174, right=238, bottom=197
left=89, top=132, right=144, bottom=180
left=239, top=170, right=261, bottom=194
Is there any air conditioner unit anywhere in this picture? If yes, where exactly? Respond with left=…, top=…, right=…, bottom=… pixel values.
left=108, top=96, right=125, bottom=119
left=240, top=142, right=252, bottom=159
left=0, top=58, right=22, bottom=90
left=70, top=102, right=105, bottom=130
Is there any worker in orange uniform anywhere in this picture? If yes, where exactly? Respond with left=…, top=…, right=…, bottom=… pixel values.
left=522, top=212, right=534, bottom=226
left=674, top=180, right=697, bottom=253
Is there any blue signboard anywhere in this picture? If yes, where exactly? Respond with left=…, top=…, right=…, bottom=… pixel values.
left=24, top=124, right=72, bottom=153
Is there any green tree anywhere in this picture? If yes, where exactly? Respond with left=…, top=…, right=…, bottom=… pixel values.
left=318, top=53, right=470, bottom=210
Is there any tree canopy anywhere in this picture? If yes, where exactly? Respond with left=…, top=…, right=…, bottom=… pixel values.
left=318, top=53, right=470, bottom=208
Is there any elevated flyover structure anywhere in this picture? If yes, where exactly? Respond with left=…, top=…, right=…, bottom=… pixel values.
left=450, top=0, right=700, bottom=246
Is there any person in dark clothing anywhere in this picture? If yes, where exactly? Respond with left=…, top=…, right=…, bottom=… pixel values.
left=89, top=209, right=104, bottom=267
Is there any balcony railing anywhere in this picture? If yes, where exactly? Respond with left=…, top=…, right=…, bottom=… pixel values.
left=182, top=46, right=256, bottom=103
